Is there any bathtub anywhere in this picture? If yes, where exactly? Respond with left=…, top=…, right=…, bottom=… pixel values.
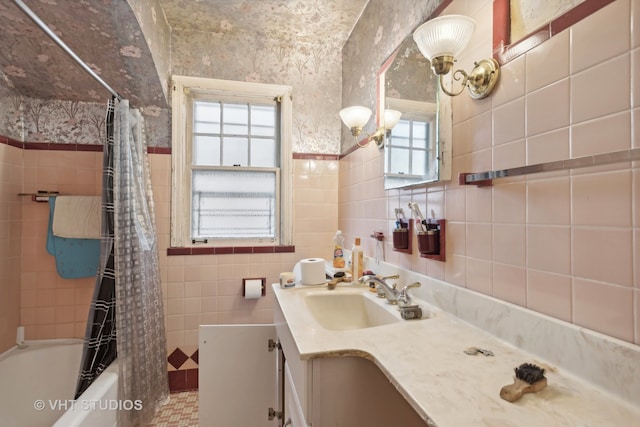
left=0, top=339, right=118, bottom=427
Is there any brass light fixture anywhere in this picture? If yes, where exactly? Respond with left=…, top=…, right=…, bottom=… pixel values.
left=339, top=106, right=402, bottom=148
left=413, top=15, right=500, bottom=99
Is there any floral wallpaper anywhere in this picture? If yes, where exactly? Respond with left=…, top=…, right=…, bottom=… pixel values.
left=171, top=30, right=345, bottom=154
left=127, top=0, right=172, bottom=100
left=0, top=0, right=443, bottom=153
left=0, top=71, right=23, bottom=141
left=0, top=0, right=378, bottom=153
left=157, top=0, right=368, bottom=48
left=0, top=0, right=170, bottom=146
left=384, top=38, right=437, bottom=104
left=166, top=0, right=369, bottom=154
left=0, top=0, right=166, bottom=107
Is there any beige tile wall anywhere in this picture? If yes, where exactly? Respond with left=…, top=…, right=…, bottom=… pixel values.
left=20, top=150, right=102, bottom=341
left=8, top=144, right=337, bottom=388
left=0, top=143, right=23, bottom=353
left=338, top=0, right=640, bottom=345
left=151, top=155, right=339, bottom=350
left=12, top=148, right=339, bottom=350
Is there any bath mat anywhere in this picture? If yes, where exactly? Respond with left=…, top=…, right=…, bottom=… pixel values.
left=47, top=197, right=101, bottom=279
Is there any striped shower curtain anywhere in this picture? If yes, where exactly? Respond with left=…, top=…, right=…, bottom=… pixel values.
left=75, top=99, right=117, bottom=399
left=76, top=98, right=169, bottom=426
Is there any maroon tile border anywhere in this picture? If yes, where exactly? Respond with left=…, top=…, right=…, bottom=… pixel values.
left=2, top=136, right=345, bottom=160
left=0, top=135, right=172, bottom=154
left=168, top=245, right=295, bottom=256
left=0, top=135, right=23, bottom=148
left=292, top=153, right=340, bottom=160
left=168, top=368, right=199, bottom=393
left=148, top=146, right=171, bottom=154
left=22, top=142, right=103, bottom=151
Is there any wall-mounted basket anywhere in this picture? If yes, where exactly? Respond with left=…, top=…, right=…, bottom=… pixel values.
left=416, top=219, right=445, bottom=262
left=392, top=220, right=412, bottom=253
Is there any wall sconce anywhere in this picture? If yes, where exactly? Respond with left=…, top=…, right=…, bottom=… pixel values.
left=339, top=106, right=402, bottom=149
left=413, top=15, right=500, bottom=99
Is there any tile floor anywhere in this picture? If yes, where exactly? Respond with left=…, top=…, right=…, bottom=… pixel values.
left=147, top=391, right=198, bottom=427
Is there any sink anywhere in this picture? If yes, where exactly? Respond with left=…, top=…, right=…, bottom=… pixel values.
left=304, top=291, right=400, bottom=331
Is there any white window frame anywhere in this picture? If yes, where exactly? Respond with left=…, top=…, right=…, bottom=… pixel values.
left=171, top=75, right=293, bottom=248
left=385, top=97, right=437, bottom=179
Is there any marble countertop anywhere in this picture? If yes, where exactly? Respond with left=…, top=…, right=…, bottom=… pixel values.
left=273, top=282, right=640, bottom=427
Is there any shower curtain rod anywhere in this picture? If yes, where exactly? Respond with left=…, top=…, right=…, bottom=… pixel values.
left=12, top=0, right=122, bottom=100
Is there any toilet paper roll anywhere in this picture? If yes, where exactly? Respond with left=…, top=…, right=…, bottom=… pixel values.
left=300, top=258, right=326, bottom=286
left=244, top=279, right=263, bottom=299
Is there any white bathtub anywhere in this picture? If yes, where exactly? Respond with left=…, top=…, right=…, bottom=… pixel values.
left=0, top=339, right=118, bottom=427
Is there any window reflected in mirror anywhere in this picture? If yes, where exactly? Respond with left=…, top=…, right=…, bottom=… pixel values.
left=380, top=35, right=451, bottom=190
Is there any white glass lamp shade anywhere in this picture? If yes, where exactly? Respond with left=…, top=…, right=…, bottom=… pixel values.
left=413, top=15, right=475, bottom=61
left=339, top=106, right=372, bottom=130
left=384, top=109, right=402, bottom=130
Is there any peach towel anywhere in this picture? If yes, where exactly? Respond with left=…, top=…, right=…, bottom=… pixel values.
left=52, top=196, right=102, bottom=239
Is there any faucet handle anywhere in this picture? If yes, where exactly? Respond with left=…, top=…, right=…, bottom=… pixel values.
left=398, top=282, right=421, bottom=306
left=375, top=281, right=396, bottom=298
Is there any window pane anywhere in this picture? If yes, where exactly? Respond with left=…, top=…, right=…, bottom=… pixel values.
left=192, top=170, right=276, bottom=239
left=194, top=101, right=220, bottom=134
left=222, top=137, right=248, bottom=166
left=391, top=120, right=410, bottom=147
left=412, top=122, right=429, bottom=149
left=251, top=105, right=275, bottom=137
left=251, top=139, right=276, bottom=167
left=223, top=103, right=249, bottom=135
left=193, top=135, right=221, bottom=166
left=412, top=149, right=426, bottom=176
left=389, top=147, right=410, bottom=174
left=391, top=135, right=410, bottom=149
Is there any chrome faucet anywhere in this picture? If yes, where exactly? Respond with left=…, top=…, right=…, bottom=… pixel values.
left=398, top=282, right=421, bottom=307
left=358, top=275, right=400, bottom=304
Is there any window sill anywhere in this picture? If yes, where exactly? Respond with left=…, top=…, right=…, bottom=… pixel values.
left=167, top=245, right=295, bottom=256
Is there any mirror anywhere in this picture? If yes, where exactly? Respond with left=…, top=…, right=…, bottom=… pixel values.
left=379, top=36, right=452, bottom=190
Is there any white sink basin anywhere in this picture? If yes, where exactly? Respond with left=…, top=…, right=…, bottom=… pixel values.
left=304, top=291, right=400, bottom=331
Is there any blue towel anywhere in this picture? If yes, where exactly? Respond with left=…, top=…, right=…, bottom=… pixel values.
left=47, top=197, right=101, bottom=279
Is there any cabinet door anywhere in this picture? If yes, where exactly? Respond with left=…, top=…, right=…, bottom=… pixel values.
left=284, top=361, right=307, bottom=427
left=199, top=324, right=279, bottom=426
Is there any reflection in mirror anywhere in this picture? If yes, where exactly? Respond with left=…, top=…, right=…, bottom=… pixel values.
left=380, top=36, right=452, bottom=190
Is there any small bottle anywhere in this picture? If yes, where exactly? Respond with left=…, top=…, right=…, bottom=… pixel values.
left=351, top=237, right=363, bottom=279
left=333, top=230, right=345, bottom=268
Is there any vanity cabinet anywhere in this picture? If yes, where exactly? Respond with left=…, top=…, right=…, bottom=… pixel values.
left=199, top=290, right=426, bottom=427
left=274, top=292, right=427, bottom=427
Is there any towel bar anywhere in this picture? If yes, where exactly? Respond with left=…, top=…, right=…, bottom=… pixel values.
left=18, top=191, right=60, bottom=202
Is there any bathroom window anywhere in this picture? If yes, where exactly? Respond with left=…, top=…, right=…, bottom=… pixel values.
left=171, top=76, right=293, bottom=247
left=386, top=117, right=431, bottom=178
left=384, top=97, right=437, bottom=182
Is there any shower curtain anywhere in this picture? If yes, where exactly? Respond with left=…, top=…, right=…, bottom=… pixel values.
left=75, top=99, right=117, bottom=399
left=76, top=98, right=169, bottom=426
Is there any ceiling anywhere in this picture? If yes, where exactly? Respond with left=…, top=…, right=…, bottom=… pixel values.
left=0, top=0, right=369, bottom=108
left=156, top=0, right=369, bottom=46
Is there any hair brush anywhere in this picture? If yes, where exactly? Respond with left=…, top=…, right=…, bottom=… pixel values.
left=500, top=363, right=547, bottom=402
